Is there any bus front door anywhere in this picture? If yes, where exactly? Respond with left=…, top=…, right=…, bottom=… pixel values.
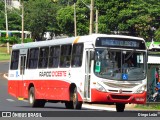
left=84, top=49, right=92, bottom=101
left=18, top=49, right=27, bottom=99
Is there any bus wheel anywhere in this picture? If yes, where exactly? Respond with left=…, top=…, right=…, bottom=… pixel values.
left=65, top=101, right=73, bottom=109
left=29, top=87, right=45, bottom=108
left=116, top=103, right=125, bottom=112
left=72, top=87, right=82, bottom=109
left=38, top=100, right=46, bottom=108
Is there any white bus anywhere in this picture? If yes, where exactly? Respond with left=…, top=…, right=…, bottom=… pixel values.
left=8, top=34, right=147, bottom=112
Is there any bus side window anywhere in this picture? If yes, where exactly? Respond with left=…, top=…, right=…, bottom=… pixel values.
left=60, top=44, right=72, bottom=68
left=71, top=43, right=83, bottom=67
left=49, top=46, right=60, bottom=68
left=38, top=47, right=49, bottom=68
left=10, top=50, right=19, bottom=70
left=28, top=48, right=39, bottom=69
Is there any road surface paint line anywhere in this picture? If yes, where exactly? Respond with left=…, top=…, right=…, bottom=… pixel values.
left=3, top=74, right=8, bottom=80
left=6, top=99, right=15, bottom=102
left=82, top=104, right=116, bottom=111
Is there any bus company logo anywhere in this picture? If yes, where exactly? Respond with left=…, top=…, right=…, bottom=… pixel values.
left=16, top=71, right=19, bottom=77
left=39, top=71, right=66, bottom=77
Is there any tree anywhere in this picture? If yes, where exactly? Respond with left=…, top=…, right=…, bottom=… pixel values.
left=57, top=6, right=74, bottom=36
left=24, top=0, right=60, bottom=41
left=2, top=0, right=158, bottom=42
left=7, top=8, right=21, bottom=30
left=0, top=2, right=5, bottom=30
left=95, top=0, right=160, bottom=41
left=56, top=0, right=90, bottom=36
left=0, top=1, right=21, bottom=32
left=76, top=0, right=90, bottom=35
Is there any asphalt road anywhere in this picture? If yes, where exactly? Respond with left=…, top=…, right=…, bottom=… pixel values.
left=0, top=61, right=9, bottom=73
left=0, top=61, right=160, bottom=119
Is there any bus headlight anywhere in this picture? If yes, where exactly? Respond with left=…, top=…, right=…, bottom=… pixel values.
left=135, top=85, right=146, bottom=94
left=95, top=83, right=106, bottom=92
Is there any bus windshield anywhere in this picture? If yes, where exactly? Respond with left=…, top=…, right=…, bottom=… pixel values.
left=94, top=48, right=146, bottom=81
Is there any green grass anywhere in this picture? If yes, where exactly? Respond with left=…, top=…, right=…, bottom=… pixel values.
left=135, top=104, right=160, bottom=110
left=0, top=53, right=10, bottom=61
left=0, top=46, right=11, bottom=61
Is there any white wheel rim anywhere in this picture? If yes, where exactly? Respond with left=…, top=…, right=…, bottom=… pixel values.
left=29, top=93, right=34, bottom=104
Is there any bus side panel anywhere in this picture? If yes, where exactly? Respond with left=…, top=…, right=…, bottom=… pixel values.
left=23, top=80, right=70, bottom=101
left=23, top=80, right=46, bottom=99
left=44, top=80, right=70, bottom=101
left=78, top=93, right=83, bottom=101
left=8, top=80, right=19, bottom=98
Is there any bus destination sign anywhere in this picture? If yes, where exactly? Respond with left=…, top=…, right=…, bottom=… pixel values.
left=96, top=37, right=145, bottom=49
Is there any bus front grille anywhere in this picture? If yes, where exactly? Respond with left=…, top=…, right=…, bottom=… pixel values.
left=108, top=90, right=132, bottom=93
left=111, top=95, right=130, bottom=100
left=104, top=82, right=138, bottom=89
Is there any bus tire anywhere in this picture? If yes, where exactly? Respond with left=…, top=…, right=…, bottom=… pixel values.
left=116, top=103, right=125, bottom=112
left=29, top=87, right=45, bottom=108
left=65, top=101, right=73, bottom=109
left=72, top=87, right=82, bottom=109
left=38, top=100, right=46, bottom=108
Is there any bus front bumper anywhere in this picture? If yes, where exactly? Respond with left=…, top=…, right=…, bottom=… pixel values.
left=91, top=89, right=147, bottom=104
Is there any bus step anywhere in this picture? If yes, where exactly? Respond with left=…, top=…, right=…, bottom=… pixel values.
left=18, top=97, right=24, bottom=100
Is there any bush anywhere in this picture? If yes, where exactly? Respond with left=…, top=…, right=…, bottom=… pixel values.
left=0, top=37, right=7, bottom=43
left=9, top=37, right=19, bottom=44
left=0, top=37, right=33, bottom=44
left=23, top=38, right=33, bottom=43
left=0, top=36, right=19, bottom=44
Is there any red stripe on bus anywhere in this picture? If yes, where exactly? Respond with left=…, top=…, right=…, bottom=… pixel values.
left=8, top=80, right=82, bottom=101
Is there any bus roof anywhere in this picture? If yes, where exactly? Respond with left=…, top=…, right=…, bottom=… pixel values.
left=12, top=34, right=145, bottom=50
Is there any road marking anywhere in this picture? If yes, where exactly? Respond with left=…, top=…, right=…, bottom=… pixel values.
left=6, top=99, right=15, bottom=102
left=3, top=73, right=8, bottom=80
left=82, top=104, right=116, bottom=111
